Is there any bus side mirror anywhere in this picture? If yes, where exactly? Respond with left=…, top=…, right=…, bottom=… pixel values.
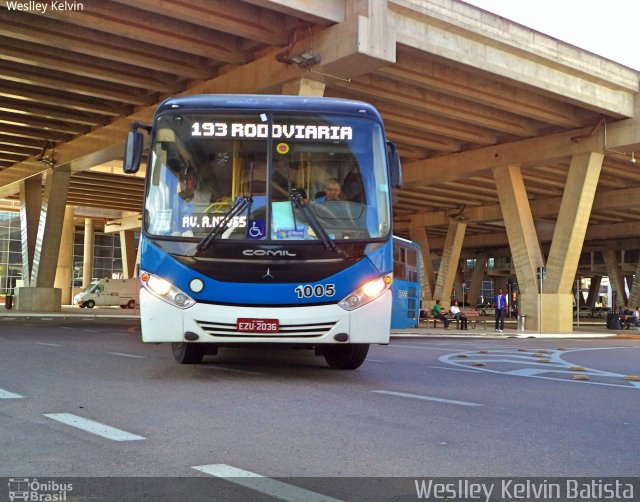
left=123, top=122, right=150, bottom=174
left=386, top=141, right=402, bottom=189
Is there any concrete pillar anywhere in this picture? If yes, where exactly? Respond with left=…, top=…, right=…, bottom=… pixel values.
left=494, top=164, right=544, bottom=330
left=628, top=258, right=640, bottom=307
left=586, top=276, right=602, bottom=307
left=433, top=221, right=466, bottom=309
left=409, top=224, right=435, bottom=301
left=82, top=218, right=95, bottom=288
left=15, top=168, right=70, bottom=311
left=31, top=169, right=71, bottom=287
left=543, top=152, right=603, bottom=331
left=54, top=206, right=75, bottom=305
left=282, top=78, right=326, bottom=96
left=453, top=269, right=464, bottom=303
left=624, top=275, right=634, bottom=305
left=603, top=249, right=627, bottom=308
left=19, top=176, right=42, bottom=287
left=468, top=253, right=488, bottom=306
left=120, top=230, right=137, bottom=279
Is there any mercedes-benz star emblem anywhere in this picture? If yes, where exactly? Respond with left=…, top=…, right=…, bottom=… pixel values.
left=262, top=267, right=274, bottom=279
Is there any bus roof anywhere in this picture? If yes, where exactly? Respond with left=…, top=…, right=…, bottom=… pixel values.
left=155, top=94, right=384, bottom=123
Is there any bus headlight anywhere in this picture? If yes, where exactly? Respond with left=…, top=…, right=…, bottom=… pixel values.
left=141, top=271, right=196, bottom=309
left=338, top=274, right=392, bottom=311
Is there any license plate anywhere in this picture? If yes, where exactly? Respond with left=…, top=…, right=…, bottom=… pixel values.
left=236, top=318, right=280, bottom=333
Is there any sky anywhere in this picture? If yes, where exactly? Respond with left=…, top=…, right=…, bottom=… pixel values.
left=463, top=0, right=640, bottom=70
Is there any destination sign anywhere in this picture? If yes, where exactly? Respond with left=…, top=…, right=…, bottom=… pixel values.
left=191, top=122, right=353, bottom=141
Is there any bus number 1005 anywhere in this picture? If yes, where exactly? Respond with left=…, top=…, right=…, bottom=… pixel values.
left=295, top=284, right=335, bottom=299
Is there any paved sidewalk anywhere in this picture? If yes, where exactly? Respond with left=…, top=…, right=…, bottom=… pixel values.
left=1, top=306, right=638, bottom=339
left=0, top=305, right=139, bottom=320
left=391, top=320, right=639, bottom=339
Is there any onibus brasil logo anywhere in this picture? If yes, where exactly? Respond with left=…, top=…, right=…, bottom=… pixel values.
left=8, top=478, right=72, bottom=501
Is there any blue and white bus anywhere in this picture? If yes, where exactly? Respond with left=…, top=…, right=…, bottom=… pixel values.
left=124, top=94, right=401, bottom=369
left=391, top=236, right=421, bottom=329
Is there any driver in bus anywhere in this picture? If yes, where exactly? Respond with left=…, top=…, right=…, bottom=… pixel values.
left=315, top=178, right=343, bottom=202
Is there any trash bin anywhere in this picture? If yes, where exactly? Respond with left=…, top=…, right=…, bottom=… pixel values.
left=5, top=294, right=13, bottom=310
left=517, top=314, right=526, bottom=331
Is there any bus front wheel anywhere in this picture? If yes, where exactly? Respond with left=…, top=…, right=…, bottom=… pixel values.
left=171, top=343, right=204, bottom=364
left=323, top=344, right=369, bottom=370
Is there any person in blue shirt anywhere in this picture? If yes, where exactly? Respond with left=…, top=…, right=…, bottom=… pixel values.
left=494, top=288, right=507, bottom=332
left=314, top=178, right=343, bottom=202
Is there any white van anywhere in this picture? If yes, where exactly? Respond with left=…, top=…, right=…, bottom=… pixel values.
left=74, top=278, right=139, bottom=309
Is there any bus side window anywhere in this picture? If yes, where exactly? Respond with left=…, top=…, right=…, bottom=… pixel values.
left=393, top=245, right=407, bottom=280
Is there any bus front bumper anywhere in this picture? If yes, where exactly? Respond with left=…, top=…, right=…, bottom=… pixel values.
left=139, top=288, right=391, bottom=345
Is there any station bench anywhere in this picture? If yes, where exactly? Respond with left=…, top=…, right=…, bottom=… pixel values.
left=427, top=309, right=487, bottom=330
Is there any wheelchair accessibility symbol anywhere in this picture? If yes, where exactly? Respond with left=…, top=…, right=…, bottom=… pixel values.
left=247, top=220, right=266, bottom=239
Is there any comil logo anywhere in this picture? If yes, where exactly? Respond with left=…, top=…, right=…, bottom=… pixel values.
left=242, top=249, right=296, bottom=257
left=8, top=478, right=73, bottom=501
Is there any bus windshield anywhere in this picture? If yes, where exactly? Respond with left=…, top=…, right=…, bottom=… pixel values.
left=145, top=112, right=391, bottom=243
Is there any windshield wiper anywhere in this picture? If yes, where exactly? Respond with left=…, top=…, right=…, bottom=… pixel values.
left=289, top=188, right=337, bottom=252
left=196, top=195, right=253, bottom=252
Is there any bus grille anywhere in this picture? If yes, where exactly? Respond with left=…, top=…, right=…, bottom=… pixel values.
left=196, top=320, right=338, bottom=338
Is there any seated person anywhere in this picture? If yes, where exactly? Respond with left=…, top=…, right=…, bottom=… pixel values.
left=315, top=178, right=343, bottom=202
left=449, top=300, right=468, bottom=330
left=624, top=306, right=640, bottom=329
left=432, top=300, right=450, bottom=329
left=620, top=304, right=634, bottom=326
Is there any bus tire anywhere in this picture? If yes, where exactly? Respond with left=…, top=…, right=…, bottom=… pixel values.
left=86, top=300, right=95, bottom=308
left=127, top=300, right=136, bottom=309
left=172, top=343, right=204, bottom=364
left=323, top=344, right=369, bottom=370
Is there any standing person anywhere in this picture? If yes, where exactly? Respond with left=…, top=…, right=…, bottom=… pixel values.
left=449, top=299, right=468, bottom=330
left=432, top=300, right=450, bottom=329
left=494, top=288, right=507, bottom=332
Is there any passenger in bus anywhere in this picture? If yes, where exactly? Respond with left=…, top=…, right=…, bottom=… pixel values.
left=449, top=300, right=468, bottom=330
left=432, top=299, right=450, bottom=329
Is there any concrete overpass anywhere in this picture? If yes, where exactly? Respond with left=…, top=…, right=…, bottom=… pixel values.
left=0, top=0, right=639, bottom=331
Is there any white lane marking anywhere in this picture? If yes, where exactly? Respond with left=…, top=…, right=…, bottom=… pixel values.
left=426, top=365, right=482, bottom=373
left=207, top=366, right=264, bottom=376
left=366, top=359, right=385, bottom=363
left=44, top=413, right=145, bottom=441
left=506, top=368, right=552, bottom=376
left=107, top=352, right=146, bottom=359
left=192, top=464, right=343, bottom=502
left=0, top=388, right=24, bottom=399
left=36, top=342, right=64, bottom=347
left=372, top=390, right=484, bottom=407
left=439, top=346, right=640, bottom=389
